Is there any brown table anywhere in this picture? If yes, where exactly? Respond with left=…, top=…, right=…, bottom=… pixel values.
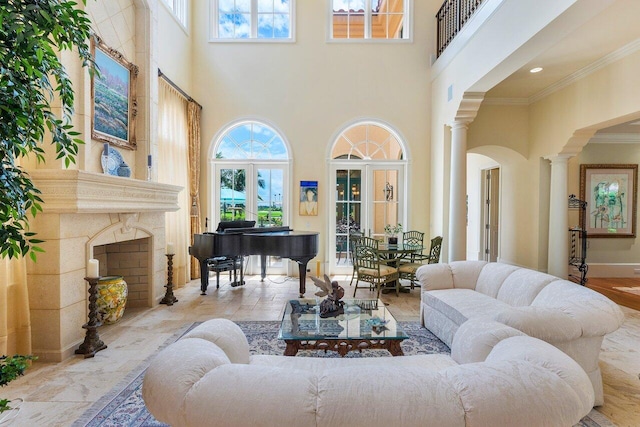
left=278, top=299, right=408, bottom=357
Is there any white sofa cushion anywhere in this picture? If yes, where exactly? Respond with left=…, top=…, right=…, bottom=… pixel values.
left=474, top=262, right=519, bottom=298
left=423, top=289, right=512, bottom=326
left=495, top=268, right=557, bottom=306
left=182, top=317, right=250, bottom=364
left=450, top=319, right=525, bottom=364
left=493, top=306, right=583, bottom=342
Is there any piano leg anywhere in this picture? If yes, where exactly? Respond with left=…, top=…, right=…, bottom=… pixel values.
left=260, top=255, right=267, bottom=282
left=200, top=260, right=209, bottom=295
left=294, top=258, right=313, bottom=298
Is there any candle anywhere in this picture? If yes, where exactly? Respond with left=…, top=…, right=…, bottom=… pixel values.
left=103, top=143, right=109, bottom=156
left=87, top=259, right=99, bottom=278
left=147, top=154, right=152, bottom=167
left=166, top=242, right=175, bottom=255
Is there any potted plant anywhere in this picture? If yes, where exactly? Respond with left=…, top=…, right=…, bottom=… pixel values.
left=0, top=355, right=36, bottom=415
left=384, top=223, right=402, bottom=245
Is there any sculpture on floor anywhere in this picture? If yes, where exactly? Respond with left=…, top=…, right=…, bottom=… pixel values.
left=311, top=274, right=345, bottom=318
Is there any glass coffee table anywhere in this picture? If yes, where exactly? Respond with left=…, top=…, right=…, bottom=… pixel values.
left=278, top=299, right=408, bottom=357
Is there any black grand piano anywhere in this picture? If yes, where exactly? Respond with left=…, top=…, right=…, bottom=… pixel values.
left=189, top=221, right=319, bottom=297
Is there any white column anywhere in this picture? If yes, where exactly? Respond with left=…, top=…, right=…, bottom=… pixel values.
left=448, top=121, right=468, bottom=261
left=547, top=155, right=571, bottom=278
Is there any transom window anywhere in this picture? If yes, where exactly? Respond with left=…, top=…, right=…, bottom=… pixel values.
left=331, top=123, right=403, bottom=160
left=331, top=0, right=410, bottom=40
left=211, top=0, right=295, bottom=41
left=216, top=122, right=289, bottom=159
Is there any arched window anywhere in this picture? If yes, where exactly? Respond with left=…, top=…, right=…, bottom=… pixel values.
left=329, top=121, right=407, bottom=274
left=211, top=120, right=291, bottom=274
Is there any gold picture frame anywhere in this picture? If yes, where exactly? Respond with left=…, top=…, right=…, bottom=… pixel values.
left=579, top=164, right=638, bottom=238
left=91, top=35, right=138, bottom=150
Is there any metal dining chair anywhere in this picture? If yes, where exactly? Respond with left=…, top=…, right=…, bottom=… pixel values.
left=399, top=235, right=442, bottom=289
left=352, top=236, right=400, bottom=298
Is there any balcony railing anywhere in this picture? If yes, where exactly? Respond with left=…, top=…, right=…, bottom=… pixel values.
left=436, top=0, right=485, bottom=57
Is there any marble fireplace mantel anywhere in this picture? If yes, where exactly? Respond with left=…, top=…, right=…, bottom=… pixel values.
left=30, top=170, right=182, bottom=213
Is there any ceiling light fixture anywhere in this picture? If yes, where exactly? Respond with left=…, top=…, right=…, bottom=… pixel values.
left=530, top=67, right=543, bottom=73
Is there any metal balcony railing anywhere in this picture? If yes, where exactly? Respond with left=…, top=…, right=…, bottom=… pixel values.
left=436, top=0, right=485, bottom=57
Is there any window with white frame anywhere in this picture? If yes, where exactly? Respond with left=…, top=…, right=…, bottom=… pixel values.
left=162, top=0, right=188, bottom=28
left=331, top=0, right=410, bottom=40
left=211, top=0, right=294, bottom=40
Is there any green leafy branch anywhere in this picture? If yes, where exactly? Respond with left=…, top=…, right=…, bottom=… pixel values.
left=0, top=0, right=95, bottom=260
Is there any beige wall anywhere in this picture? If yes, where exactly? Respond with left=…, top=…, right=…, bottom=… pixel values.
left=191, top=1, right=437, bottom=266
left=157, top=1, right=192, bottom=93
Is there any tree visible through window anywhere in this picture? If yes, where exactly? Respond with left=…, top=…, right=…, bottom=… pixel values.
left=213, top=0, right=294, bottom=40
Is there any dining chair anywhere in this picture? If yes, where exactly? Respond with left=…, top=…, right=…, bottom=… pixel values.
left=352, top=236, right=400, bottom=298
left=348, top=232, right=363, bottom=288
left=399, top=235, right=443, bottom=289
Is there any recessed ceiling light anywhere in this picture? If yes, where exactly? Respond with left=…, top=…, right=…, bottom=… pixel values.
left=530, top=67, right=543, bottom=73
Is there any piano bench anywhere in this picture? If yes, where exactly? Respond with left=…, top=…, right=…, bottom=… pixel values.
left=207, top=257, right=242, bottom=289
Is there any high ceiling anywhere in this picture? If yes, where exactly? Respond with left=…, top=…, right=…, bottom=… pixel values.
left=485, top=0, right=640, bottom=101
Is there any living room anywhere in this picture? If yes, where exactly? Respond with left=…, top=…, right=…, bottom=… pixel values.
left=1, top=0, right=640, bottom=425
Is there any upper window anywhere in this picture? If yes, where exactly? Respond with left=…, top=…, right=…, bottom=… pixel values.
left=216, top=122, right=289, bottom=160
left=211, top=0, right=295, bottom=41
left=162, top=0, right=188, bottom=28
left=331, top=0, right=410, bottom=40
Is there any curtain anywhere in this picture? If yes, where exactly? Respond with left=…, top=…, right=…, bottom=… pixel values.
left=0, top=257, right=32, bottom=356
left=187, top=101, right=202, bottom=278
left=158, top=79, right=190, bottom=287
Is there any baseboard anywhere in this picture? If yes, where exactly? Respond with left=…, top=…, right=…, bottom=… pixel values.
left=576, top=263, right=640, bottom=278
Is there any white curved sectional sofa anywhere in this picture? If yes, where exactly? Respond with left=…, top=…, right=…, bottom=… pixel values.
left=143, top=317, right=594, bottom=427
left=416, top=260, right=625, bottom=406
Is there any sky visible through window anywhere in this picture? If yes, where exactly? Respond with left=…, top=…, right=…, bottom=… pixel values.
left=218, top=0, right=291, bottom=39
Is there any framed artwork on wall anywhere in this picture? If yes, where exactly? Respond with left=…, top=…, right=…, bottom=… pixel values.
left=579, top=164, right=638, bottom=238
left=91, top=35, right=138, bottom=150
left=299, top=181, right=318, bottom=216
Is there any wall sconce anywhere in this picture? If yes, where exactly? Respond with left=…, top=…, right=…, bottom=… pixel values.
left=384, top=182, right=394, bottom=201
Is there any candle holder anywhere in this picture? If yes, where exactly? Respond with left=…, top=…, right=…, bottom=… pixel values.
left=75, top=277, right=107, bottom=358
left=160, top=254, right=178, bottom=305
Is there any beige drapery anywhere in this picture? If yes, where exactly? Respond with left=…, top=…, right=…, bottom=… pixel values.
left=187, top=102, right=202, bottom=278
left=0, top=257, right=32, bottom=355
left=158, top=79, right=190, bottom=287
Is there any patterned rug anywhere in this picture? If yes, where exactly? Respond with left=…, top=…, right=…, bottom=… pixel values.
left=73, top=321, right=613, bottom=427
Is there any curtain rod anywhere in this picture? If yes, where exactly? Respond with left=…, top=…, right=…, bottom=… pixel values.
left=158, top=69, right=202, bottom=109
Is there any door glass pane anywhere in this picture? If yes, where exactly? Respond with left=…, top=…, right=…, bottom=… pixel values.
left=219, top=168, right=247, bottom=221
left=336, top=169, right=362, bottom=265
left=257, top=168, right=284, bottom=227
left=373, top=169, right=399, bottom=239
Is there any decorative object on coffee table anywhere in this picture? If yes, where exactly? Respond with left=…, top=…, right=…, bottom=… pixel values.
left=310, top=274, right=344, bottom=318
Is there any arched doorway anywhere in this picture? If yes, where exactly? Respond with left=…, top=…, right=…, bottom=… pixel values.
left=329, top=120, right=408, bottom=274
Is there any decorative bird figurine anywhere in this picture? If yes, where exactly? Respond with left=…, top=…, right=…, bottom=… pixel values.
left=310, top=275, right=345, bottom=318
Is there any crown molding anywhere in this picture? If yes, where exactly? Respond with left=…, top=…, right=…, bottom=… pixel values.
left=589, top=133, right=640, bottom=144
left=482, top=97, right=529, bottom=106
left=530, top=38, right=640, bottom=104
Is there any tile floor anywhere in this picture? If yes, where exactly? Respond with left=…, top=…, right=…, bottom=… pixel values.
left=2, top=275, right=639, bottom=426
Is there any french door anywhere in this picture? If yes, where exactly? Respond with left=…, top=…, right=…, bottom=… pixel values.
left=213, top=162, right=288, bottom=275
left=330, top=163, right=404, bottom=274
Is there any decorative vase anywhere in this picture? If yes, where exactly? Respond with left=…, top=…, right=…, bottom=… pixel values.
left=96, top=276, right=128, bottom=324
left=388, top=236, right=398, bottom=245
left=117, top=161, right=131, bottom=177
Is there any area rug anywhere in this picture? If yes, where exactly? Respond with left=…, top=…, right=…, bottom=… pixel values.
left=73, top=321, right=613, bottom=427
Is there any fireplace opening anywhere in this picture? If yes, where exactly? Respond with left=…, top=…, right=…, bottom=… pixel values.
left=93, top=237, right=151, bottom=308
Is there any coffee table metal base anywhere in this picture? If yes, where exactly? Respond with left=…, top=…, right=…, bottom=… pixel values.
left=284, top=338, right=404, bottom=357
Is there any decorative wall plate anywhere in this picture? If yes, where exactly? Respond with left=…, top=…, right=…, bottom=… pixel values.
left=101, top=146, right=124, bottom=176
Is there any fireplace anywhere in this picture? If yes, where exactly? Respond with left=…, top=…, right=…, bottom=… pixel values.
left=27, top=170, right=181, bottom=361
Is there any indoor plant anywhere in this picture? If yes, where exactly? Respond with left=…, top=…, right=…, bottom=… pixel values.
left=0, top=0, right=94, bottom=260
left=384, top=223, right=402, bottom=244
left=0, top=355, right=36, bottom=414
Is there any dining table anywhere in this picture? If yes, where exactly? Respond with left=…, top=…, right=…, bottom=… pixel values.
left=375, top=241, right=424, bottom=293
